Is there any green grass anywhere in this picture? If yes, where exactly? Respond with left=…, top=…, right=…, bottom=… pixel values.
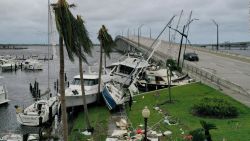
left=69, top=105, right=110, bottom=141
left=127, top=82, right=250, bottom=141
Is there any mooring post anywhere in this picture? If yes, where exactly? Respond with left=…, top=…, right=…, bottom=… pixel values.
left=38, top=89, right=41, bottom=99
left=39, top=116, right=43, bottom=141
left=49, top=106, right=52, bottom=122
left=15, top=64, right=17, bottom=71
left=65, top=73, right=67, bottom=82
left=29, top=83, right=33, bottom=93
left=54, top=82, right=56, bottom=90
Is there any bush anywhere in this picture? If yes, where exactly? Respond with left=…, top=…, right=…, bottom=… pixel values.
left=166, top=59, right=182, bottom=72
left=189, top=128, right=205, bottom=141
left=192, top=97, right=239, bottom=118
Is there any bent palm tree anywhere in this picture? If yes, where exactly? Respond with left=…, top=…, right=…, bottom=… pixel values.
left=97, top=25, right=115, bottom=103
left=52, top=0, right=79, bottom=140
left=75, top=15, right=93, bottom=131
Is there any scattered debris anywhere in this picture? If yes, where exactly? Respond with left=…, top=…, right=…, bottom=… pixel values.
left=81, top=130, right=92, bottom=136
left=163, top=131, right=172, bottom=136
left=154, top=107, right=160, bottom=111
left=111, top=130, right=127, bottom=138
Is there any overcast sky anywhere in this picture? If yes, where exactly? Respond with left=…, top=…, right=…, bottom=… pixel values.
left=0, top=0, right=249, bottom=44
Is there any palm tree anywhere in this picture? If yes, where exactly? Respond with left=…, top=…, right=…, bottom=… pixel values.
left=75, top=15, right=93, bottom=131
left=52, top=0, right=79, bottom=140
left=200, top=120, right=217, bottom=141
left=97, top=25, right=115, bottom=103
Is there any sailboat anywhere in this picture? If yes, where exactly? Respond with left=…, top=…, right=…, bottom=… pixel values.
left=15, top=96, right=58, bottom=126
left=15, top=0, right=58, bottom=126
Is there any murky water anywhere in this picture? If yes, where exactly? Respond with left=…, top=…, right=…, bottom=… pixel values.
left=0, top=45, right=121, bottom=135
left=0, top=44, right=249, bottom=135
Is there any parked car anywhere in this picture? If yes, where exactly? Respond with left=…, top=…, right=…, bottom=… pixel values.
left=184, top=52, right=199, bottom=61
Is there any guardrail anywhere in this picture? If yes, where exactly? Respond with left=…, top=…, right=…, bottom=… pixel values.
left=117, top=36, right=250, bottom=98
left=189, top=46, right=250, bottom=63
left=182, top=62, right=250, bottom=97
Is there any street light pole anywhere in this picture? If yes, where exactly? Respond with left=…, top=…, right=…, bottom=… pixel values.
left=138, top=24, right=144, bottom=48
left=167, top=64, right=172, bottom=103
left=127, top=28, right=130, bottom=39
left=212, top=19, right=219, bottom=50
left=142, top=106, right=150, bottom=141
left=149, top=27, right=152, bottom=39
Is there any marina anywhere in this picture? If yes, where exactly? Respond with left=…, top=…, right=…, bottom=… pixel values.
left=0, top=35, right=249, bottom=140
left=0, top=45, right=108, bottom=135
left=0, top=0, right=250, bottom=140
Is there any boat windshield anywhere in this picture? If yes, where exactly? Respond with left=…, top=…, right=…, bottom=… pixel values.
left=72, top=78, right=98, bottom=86
left=118, top=65, right=134, bottom=75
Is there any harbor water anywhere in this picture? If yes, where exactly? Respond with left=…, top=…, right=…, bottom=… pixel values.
left=0, top=45, right=121, bottom=135
left=0, top=44, right=249, bottom=135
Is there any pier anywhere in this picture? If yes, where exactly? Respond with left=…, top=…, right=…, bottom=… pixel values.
left=115, top=35, right=250, bottom=107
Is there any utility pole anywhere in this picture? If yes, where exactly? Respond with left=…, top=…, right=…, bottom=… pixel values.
left=212, top=19, right=219, bottom=50
left=169, top=18, right=198, bottom=68
left=177, top=25, right=186, bottom=67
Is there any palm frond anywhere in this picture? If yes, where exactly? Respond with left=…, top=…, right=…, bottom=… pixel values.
left=52, top=0, right=77, bottom=61
left=98, top=25, right=115, bottom=58
left=76, top=15, right=93, bottom=57
left=200, top=120, right=217, bottom=130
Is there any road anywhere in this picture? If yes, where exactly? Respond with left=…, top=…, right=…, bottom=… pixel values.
left=121, top=36, right=250, bottom=106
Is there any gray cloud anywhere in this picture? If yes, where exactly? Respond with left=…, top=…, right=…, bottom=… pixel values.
left=0, top=0, right=249, bottom=44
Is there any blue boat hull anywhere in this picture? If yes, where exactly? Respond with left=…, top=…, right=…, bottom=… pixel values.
left=102, top=85, right=117, bottom=110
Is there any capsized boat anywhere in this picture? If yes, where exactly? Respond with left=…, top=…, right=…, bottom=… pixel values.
left=15, top=96, right=58, bottom=126
left=106, top=56, right=149, bottom=86
left=136, top=68, right=192, bottom=91
left=102, top=81, right=126, bottom=110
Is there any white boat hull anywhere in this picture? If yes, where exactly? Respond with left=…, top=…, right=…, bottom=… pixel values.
left=16, top=97, right=58, bottom=126
left=62, top=74, right=102, bottom=107
left=102, top=82, right=125, bottom=110
left=23, top=64, right=43, bottom=70
left=1, top=64, right=16, bottom=71
left=65, top=93, right=97, bottom=107
left=23, top=59, right=43, bottom=70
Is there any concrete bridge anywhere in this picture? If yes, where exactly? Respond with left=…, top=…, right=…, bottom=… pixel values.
left=115, top=35, right=250, bottom=107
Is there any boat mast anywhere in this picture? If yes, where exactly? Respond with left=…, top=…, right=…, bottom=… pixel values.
left=47, top=0, right=51, bottom=93
left=126, top=16, right=176, bottom=88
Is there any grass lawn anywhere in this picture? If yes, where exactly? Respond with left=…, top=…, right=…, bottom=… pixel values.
left=127, top=82, right=250, bottom=141
left=69, top=105, right=110, bottom=141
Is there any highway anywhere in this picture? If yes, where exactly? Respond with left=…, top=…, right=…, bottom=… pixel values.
left=118, top=36, right=250, bottom=106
